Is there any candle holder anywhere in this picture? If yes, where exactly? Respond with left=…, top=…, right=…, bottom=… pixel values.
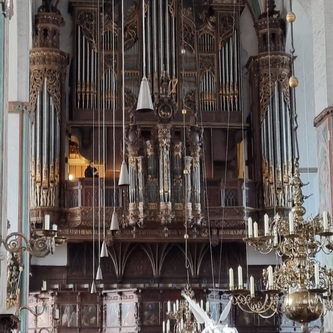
left=230, top=163, right=333, bottom=327
left=0, top=215, right=65, bottom=257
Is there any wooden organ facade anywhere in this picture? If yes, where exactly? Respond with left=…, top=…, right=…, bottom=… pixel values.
left=23, top=0, right=298, bottom=332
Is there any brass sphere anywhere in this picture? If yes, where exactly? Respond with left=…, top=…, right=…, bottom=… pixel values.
left=286, top=11, right=296, bottom=23
left=289, top=76, right=299, bottom=88
left=284, top=289, right=322, bottom=324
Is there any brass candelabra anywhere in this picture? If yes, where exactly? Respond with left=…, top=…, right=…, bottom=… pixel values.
left=164, top=287, right=203, bottom=333
left=229, top=163, right=332, bottom=331
left=1, top=214, right=66, bottom=258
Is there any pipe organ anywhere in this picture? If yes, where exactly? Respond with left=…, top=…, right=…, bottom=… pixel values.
left=29, top=4, right=68, bottom=208
left=71, top=1, right=243, bottom=118
left=247, top=3, right=294, bottom=209
left=125, top=117, right=204, bottom=227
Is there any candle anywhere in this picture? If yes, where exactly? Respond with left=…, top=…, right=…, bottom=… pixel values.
left=273, top=229, right=278, bottom=246
left=248, top=217, right=253, bottom=238
left=250, top=276, right=255, bottom=297
left=44, top=214, right=50, bottom=230
left=163, top=320, right=165, bottom=333
left=206, top=301, right=209, bottom=313
left=315, top=263, right=319, bottom=287
left=167, top=301, right=171, bottom=312
left=200, top=299, right=204, bottom=309
left=52, top=224, right=58, bottom=231
left=323, top=211, right=328, bottom=231
left=238, top=265, right=243, bottom=289
left=267, top=266, right=273, bottom=289
left=264, top=214, right=269, bottom=236
left=42, top=280, right=47, bottom=291
left=289, top=212, right=294, bottom=234
left=176, top=300, right=179, bottom=310
left=253, top=222, right=258, bottom=238
left=55, top=309, right=60, bottom=320
left=229, top=268, right=234, bottom=289
left=166, top=320, right=170, bottom=333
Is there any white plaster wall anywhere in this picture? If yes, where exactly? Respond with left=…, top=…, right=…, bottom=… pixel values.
left=31, top=243, right=67, bottom=266
left=8, top=0, right=30, bottom=102
left=0, top=13, right=9, bottom=316
left=311, top=0, right=333, bottom=113
left=7, top=0, right=31, bottom=234
left=7, top=113, right=20, bottom=233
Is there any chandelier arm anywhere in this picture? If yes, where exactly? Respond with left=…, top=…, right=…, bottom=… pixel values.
left=232, top=293, right=279, bottom=316
left=3, top=232, right=30, bottom=253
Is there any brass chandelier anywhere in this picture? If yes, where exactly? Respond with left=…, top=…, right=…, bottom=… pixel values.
left=229, top=162, right=331, bottom=331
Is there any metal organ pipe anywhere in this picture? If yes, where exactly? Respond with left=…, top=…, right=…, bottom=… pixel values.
left=77, top=25, right=81, bottom=108
left=159, top=1, right=163, bottom=72
left=147, top=4, right=152, bottom=78
left=165, top=1, right=169, bottom=74
left=233, top=30, right=239, bottom=111
left=42, top=79, right=49, bottom=207
left=171, top=9, right=175, bottom=78
left=49, top=97, right=55, bottom=206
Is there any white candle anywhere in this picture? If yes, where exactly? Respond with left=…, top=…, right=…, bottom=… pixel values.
left=52, top=224, right=58, bottom=231
left=176, top=299, right=179, bottom=310
left=323, top=211, right=328, bottom=231
left=229, top=268, right=234, bottom=289
left=253, top=222, right=258, bottom=238
left=289, top=212, right=294, bottom=234
left=250, top=276, right=255, bottom=297
left=248, top=217, right=253, bottom=238
left=167, top=301, right=171, bottom=312
left=238, top=265, right=243, bottom=289
left=267, top=266, right=273, bottom=289
left=55, top=309, right=60, bottom=320
left=44, top=214, right=50, bottom=230
left=167, top=320, right=170, bottom=333
left=42, top=280, right=47, bottom=291
left=315, top=263, right=319, bottom=287
left=200, top=299, right=204, bottom=309
left=206, top=301, right=209, bottom=313
left=264, top=214, right=269, bottom=236
left=163, top=320, right=165, bottom=333
left=273, top=229, right=278, bottom=246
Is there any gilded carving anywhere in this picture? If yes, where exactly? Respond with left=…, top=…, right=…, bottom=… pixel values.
left=257, top=54, right=291, bottom=121
left=77, top=10, right=98, bottom=51
left=7, top=253, right=23, bottom=308
left=218, top=14, right=235, bottom=48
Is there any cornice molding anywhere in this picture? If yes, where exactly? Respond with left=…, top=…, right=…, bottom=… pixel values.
left=314, top=106, right=333, bottom=128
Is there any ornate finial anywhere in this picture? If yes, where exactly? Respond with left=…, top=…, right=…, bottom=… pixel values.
left=38, top=0, right=60, bottom=15
left=259, top=0, right=280, bottom=18
left=290, top=161, right=309, bottom=217
left=267, top=0, right=276, bottom=13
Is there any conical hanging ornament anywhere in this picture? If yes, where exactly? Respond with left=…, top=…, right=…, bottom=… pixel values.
left=118, top=160, right=129, bottom=186
left=96, top=265, right=103, bottom=280
left=90, top=280, right=97, bottom=294
left=110, top=210, right=120, bottom=231
left=136, top=76, right=153, bottom=112
left=100, top=240, right=108, bottom=257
